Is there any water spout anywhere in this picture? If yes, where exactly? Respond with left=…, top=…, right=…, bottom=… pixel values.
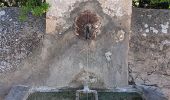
left=84, top=24, right=92, bottom=40
left=83, top=85, right=90, bottom=93
left=76, top=84, right=98, bottom=100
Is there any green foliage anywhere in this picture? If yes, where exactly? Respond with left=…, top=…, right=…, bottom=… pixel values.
left=19, top=6, right=29, bottom=21
left=0, top=0, right=50, bottom=20
left=0, top=0, right=25, bottom=7
left=133, top=0, right=170, bottom=9
left=19, top=0, right=50, bottom=21
left=133, top=0, right=140, bottom=7
left=150, top=0, right=170, bottom=4
left=0, top=4, right=3, bottom=7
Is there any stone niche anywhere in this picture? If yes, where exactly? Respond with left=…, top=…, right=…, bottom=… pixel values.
left=45, top=0, right=132, bottom=89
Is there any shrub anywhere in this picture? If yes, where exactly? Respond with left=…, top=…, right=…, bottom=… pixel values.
left=133, top=0, right=170, bottom=9
left=19, top=0, right=50, bottom=21
left=0, top=0, right=50, bottom=20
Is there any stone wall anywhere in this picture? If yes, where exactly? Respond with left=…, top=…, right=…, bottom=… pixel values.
left=0, top=0, right=132, bottom=99
left=0, top=8, right=45, bottom=73
left=129, top=8, right=170, bottom=99
left=0, top=7, right=45, bottom=100
left=0, top=6, right=170, bottom=100
left=45, top=0, right=131, bottom=88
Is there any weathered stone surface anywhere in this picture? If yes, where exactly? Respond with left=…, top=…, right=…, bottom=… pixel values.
left=0, top=1, right=132, bottom=98
left=5, top=85, right=30, bottom=100
left=0, top=7, right=45, bottom=99
left=129, top=8, right=170, bottom=99
left=0, top=8, right=45, bottom=73
left=46, top=0, right=132, bottom=34
left=0, top=6, right=170, bottom=100
left=45, top=0, right=131, bottom=88
left=135, top=85, right=168, bottom=100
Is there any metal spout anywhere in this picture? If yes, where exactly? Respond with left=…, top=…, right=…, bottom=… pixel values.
left=76, top=84, right=98, bottom=100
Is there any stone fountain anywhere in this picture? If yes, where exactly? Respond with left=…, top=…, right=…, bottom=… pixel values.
left=4, top=0, right=168, bottom=100
left=45, top=0, right=131, bottom=89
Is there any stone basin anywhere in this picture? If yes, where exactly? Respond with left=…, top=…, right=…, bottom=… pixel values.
left=5, top=85, right=144, bottom=100
left=27, top=91, right=142, bottom=100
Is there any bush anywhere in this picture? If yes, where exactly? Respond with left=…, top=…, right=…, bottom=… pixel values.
left=0, top=0, right=25, bottom=7
left=0, top=0, right=50, bottom=21
left=133, top=0, right=170, bottom=9
left=19, top=0, right=50, bottom=21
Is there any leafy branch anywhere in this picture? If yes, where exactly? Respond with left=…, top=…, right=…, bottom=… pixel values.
left=19, top=0, right=50, bottom=21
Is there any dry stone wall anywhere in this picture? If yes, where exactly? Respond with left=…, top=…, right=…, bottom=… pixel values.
left=0, top=7, right=45, bottom=100
left=129, top=8, right=170, bottom=99
left=0, top=8, right=45, bottom=73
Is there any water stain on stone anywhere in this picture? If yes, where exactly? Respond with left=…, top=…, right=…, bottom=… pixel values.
left=75, top=10, right=100, bottom=40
